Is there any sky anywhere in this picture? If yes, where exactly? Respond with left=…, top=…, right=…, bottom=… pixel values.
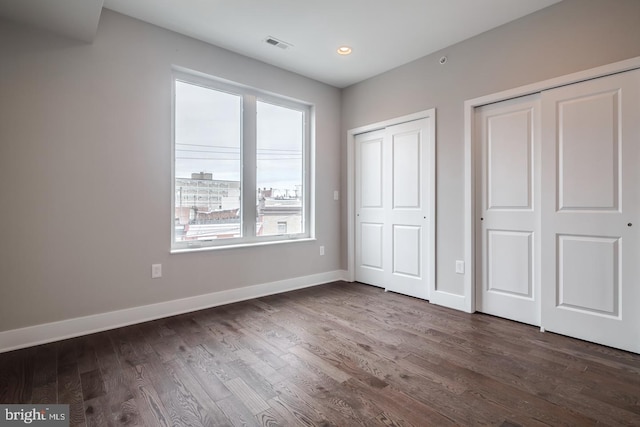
left=175, top=81, right=303, bottom=190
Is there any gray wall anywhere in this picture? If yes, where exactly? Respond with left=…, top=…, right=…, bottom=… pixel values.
left=3, top=0, right=640, bottom=334
left=341, top=0, right=640, bottom=296
left=0, top=10, right=342, bottom=332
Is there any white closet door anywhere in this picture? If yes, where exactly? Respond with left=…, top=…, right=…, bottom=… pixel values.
left=541, top=69, right=640, bottom=353
left=355, top=118, right=434, bottom=300
left=475, top=95, right=541, bottom=326
left=355, top=129, right=386, bottom=288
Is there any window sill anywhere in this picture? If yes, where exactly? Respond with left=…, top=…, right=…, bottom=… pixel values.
left=170, top=237, right=317, bottom=254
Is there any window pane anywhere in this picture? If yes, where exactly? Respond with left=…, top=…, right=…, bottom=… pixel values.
left=256, top=101, right=304, bottom=236
left=174, top=81, right=242, bottom=242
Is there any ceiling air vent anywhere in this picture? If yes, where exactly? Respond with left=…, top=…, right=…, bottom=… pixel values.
left=264, top=36, right=292, bottom=50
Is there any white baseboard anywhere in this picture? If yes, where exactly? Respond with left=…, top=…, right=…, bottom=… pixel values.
left=0, top=270, right=349, bottom=354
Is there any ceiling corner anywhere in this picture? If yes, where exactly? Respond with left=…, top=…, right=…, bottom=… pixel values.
left=0, top=0, right=104, bottom=43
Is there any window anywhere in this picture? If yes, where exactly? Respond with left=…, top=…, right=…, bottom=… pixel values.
left=172, top=71, right=312, bottom=250
left=277, top=221, right=288, bottom=235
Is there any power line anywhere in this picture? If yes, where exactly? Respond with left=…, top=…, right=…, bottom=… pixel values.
left=176, top=143, right=301, bottom=153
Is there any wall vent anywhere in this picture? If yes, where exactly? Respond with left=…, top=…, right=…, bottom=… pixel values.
left=264, top=36, right=292, bottom=50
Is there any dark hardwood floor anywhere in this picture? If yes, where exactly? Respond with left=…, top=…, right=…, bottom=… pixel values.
left=1, top=281, right=640, bottom=426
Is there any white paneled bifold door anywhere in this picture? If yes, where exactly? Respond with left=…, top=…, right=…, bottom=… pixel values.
left=541, top=70, right=640, bottom=353
left=475, top=68, right=640, bottom=353
left=355, top=118, right=434, bottom=300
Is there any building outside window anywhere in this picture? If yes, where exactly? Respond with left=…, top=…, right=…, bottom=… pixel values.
left=276, top=221, right=288, bottom=235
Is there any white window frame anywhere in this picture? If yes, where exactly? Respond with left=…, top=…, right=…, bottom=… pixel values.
left=171, top=69, right=313, bottom=252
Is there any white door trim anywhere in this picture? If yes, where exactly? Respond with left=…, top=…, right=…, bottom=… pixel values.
left=347, top=109, right=436, bottom=297
left=464, top=55, right=640, bottom=314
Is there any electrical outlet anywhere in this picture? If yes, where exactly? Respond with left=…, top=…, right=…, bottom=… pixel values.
left=333, top=190, right=339, bottom=201
left=455, top=260, right=465, bottom=275
left=319, top=246, right=325, bottom=256
left=151, top=263, right=162, bottom=279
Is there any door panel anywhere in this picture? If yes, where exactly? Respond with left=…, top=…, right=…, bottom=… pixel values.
left=360, top=138, right=384, bottom=208
left=557, top=235, right=618, bottom=316
left=541, top=69, right=640, bottom=353
left=487, top=110, right=533, bottom=209
left=360, top=223, right=384, bottom=269
left=393, top=225, right=421, bottom=278
left=355, top=130, right=386, bottom=288
left=393, top=131, right=421, bottom=208
left=355, top=117, right=433, bottom=300
left=558, top=90, right=619, bottom=211
left=475, top=95, right=541, bottom=326
left=487, top=230, right=532, bottom=297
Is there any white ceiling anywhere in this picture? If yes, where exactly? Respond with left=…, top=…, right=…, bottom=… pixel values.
left=0, top=0, right=561, bottom=88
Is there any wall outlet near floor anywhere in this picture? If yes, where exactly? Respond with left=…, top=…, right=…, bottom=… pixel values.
left=333, top=190, right=339, bottom=201
left=455, top=260, right=465, bottom=274
left=151, top=263, right=162, bottom=279
left=319, top=246, right=325, bottom=256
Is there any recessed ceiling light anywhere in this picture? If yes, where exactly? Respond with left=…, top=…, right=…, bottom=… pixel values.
left=337, top=46, right=352, bottom=55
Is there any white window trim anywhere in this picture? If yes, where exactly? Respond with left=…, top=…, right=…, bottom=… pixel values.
left=171, top=69, right=314, bottom=252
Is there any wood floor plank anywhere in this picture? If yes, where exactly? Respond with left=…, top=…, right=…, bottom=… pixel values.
left=435, top=358, right=598, bottom=426
left=340, top=377, right=456, bottom=426
left=83, top=395, right=111, bottom=427
left=142, top=356, right=209, bottom=427
left=369, top=411, right=413, bottom=427
left=267, top=395, right=318, bottom=426
left=125, top=363, right=173, bottom=427
left=249, top=359, right=286, bottom=387
left=116, top=398, right=146, bottom=426
left=57, top=360, right=86, bottom=427
left=238, top=317, right=300, bottom=352
left=224, top=358, right=277, bottom=401
left=30, top=382, right=57, bottom=404
left=237, top=327, right=287, bottom=359
left=165, top=315, right=210, bottom=348
left=216, top=395, right=260, bottom=427
left=165, top=357, right=232, bottom=426
left=198, top=332, right=240, bottom=364
left=75, top=337, right=99, bottom=375
left=32, top=343, right=58, bottom=387
left=278, top=352, right=342, bottom=398
left=147, top=327, right=191, bottom=364
left=280, top=354, right=380, bottom=424
left=547, top=383, right=640, bottom=426
left=223, top=377, right=270, bottom=415
left=80, top=369, right=106, bottom=401
left=182, top=345, right=233, bottom=402
left=299, top=339, right=389, bottom=389
left=270, top=380, right=349, bottom=426
left=90, top=332, right=138, bottom=424
left=0, top=348, right=35, bottom=403
left=3, top=281, right=640, bottom=425
left=255, top=407, right=289, bottom=427
left=288, top=345, right=351, bottom=384
left=109, top=327, right=147, bottom=367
